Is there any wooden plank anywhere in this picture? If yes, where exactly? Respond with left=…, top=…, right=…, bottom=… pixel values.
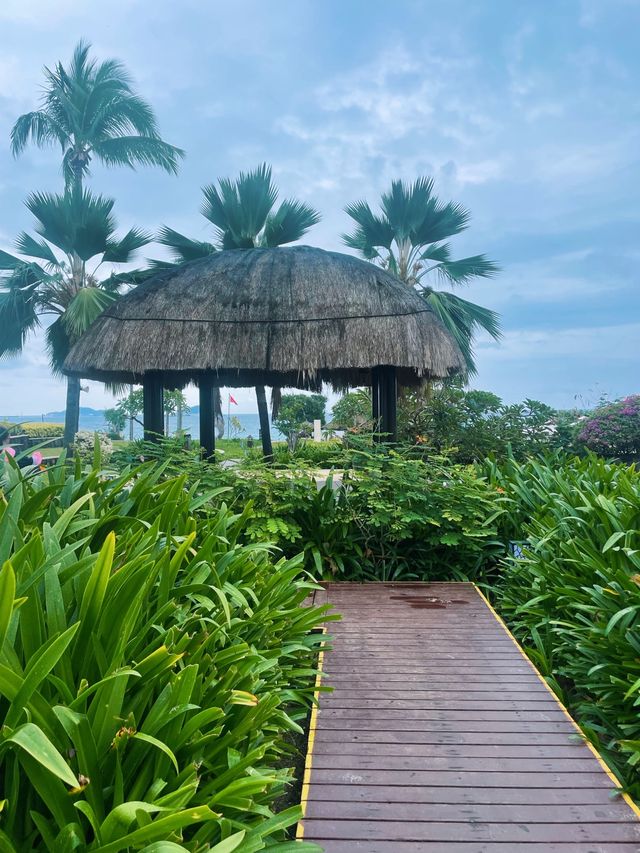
left=310, top=754, right=600, bottom=772
left=306, top=783, right=628, bottom=805
left=310, top=743, right=589, bottom=758
left=312, top=730, right=580, bottom=745
left=297, top=582, right=640, bottom=849
left=318, top=707, right=569, bottom=720
left=319, top=689, right=562, bottom=700
left=301, top=820, right=640, bottom=842
left=314, top=719, right=578, bottom=732
left=309, top=768, right=611, bottom=787
left=317, top=843, right=640, bottom=853
left=306, top=800, right=637, bottom=823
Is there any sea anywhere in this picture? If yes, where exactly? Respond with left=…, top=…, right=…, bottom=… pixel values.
left=1, top=409, right=285, bottom=440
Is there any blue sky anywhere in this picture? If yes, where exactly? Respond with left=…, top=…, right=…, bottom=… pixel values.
left=0, top=0, right=638, bottom=414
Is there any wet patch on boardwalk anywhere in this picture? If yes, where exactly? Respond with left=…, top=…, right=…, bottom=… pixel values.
left=298, top=582, right=640, bottom=852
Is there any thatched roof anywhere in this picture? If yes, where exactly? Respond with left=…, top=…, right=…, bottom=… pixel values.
left=64, top=245, right=464, bottom=388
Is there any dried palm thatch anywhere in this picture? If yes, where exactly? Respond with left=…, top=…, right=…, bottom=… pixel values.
left=64, top=245, right=464, bottom=388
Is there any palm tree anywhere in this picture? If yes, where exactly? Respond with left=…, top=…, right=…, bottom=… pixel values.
left=0, top=188, right=150, bottom=447
left=154, top=163, right=321, bottom=459
left=11, top=40, right=184, bottom=192
left=343, top=177, right=500, bottom=375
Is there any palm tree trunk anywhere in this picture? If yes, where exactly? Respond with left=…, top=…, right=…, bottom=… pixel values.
left=256, top=385, right=273, bottom=461
left=176, top=397, right=183, bottom=433
left=64, top=375, right=81, bottom=450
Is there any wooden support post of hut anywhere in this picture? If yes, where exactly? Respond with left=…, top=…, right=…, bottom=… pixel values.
left=143, top=372, right=164, bottom=442
left=199, top=375, right=216, bottom=460
left=63, top=246, right=464, bottom=461
left=372, top=365, right=398, bottom=443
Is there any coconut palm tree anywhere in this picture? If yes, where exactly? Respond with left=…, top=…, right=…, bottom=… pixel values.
left=343, top=177, right=500, bottom=375
left=11, top=40, right=184, bottom=192
left=0, top=188, right=150, bottom=447
left=154, top=163, right=321, bottom=459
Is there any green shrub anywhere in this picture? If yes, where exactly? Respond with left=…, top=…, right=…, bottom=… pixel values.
left=487, top=454, right=640, bottom=797
left=0, top=454, right=325, bottom=851
left=288, top=440, right=347, bottom=468
left=397, top=385, right=564, bottom=462
left=338, top=448, right=504, bottom=581
left=226, top=447, right=503, bottom=582
left=0, top=422, right=65, bottom=441
left=73, top=430, right=113, bottom=463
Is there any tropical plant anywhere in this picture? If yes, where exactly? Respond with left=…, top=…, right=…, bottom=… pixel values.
left=103, top=407, right=126, bottom=438
left=343, top=177, right=500, bottom=374
left=8, top=41, right=183, bottom=448
left=273, top=394, right=326, bottom=452
left=0, top=451, right=326, bottom=850
left=330, top=390, right=372, bottom=431
left=0, top=188, right=150, bottom=447
left=115, top=387, right=144, bottom=441
left=163, top=390, right=190, bottom=435
left=73, top=429, right=113, bottom=462
left=397, top=384, right=558, bottom=462
left=155, top=163, right=321, bottom=459
left=487, top=454, right=640, bottom=798
left=11, top=40, right=183, bottom=191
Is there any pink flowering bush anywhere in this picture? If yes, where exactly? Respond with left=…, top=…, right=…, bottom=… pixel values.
left=578, top=395, right=640, bottom=461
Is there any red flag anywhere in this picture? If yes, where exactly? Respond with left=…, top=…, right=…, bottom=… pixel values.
left=229, top=394, right=238, bottom=405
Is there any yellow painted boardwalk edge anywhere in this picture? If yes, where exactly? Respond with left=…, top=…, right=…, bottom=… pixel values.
left=296, top=627, right=327, bottom=841
left=474, top=583, right=640, bottom=821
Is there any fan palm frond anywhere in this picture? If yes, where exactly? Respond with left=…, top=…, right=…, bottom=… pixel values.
left=63, top=286, right=118, bottom=338
left=156, top=226, right=216, bottom=263
left=0, top=268, right=41, bottom=357
left=434, top=254, right=501, bottom=286
left=45, top=316, right=72, bottom=376
left=263, top=198, right=321, bottom=247
left=424, top=288, right=501, bottom=375
left=102, top=227, right=152, bottom=263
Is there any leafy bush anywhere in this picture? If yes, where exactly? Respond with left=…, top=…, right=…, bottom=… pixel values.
left=339, top=448, right=504, bottom=580
left=273, top=395, right=326, bottom=452
left=487, top=454, right=640, bottom=797
left=0, top=421, right=64, bottom=447
left=0, top=454, right=325, bottom=850
left=577, top=395, right=640, bottom=461
left=18, top=422, right=65, bottom=438
left=397, top=385, right=561, bottom=462
left=74, top=430, right=113, bottom=463
left=226, top=447, right=503, bottom=582
left=329, top=391, right=371, bottom=430
left=288, top=440, right=348, bottom=468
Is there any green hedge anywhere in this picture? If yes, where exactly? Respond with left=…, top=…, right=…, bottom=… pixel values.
left=0, top=454, right=325, bottom=851
left=487, top=454, right=640, bottom=798
left=223, top=446, right=504, bottom=582
left=2, top=421, right=65, bottom=438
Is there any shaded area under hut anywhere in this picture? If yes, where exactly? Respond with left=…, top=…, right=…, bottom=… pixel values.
left=64, top=245, right=464, bottom=459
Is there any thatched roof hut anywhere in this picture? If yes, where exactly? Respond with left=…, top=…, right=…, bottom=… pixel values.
left=64, top=245, right=464, bottom=454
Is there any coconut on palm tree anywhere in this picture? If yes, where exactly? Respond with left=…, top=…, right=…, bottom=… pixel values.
left=11, top=40, right=183, bottom=192
left=0, top=188, right=150, bottom=446
left=154, top=163, right=321, bottom=459
left=343, top=177, right=500, bottom=375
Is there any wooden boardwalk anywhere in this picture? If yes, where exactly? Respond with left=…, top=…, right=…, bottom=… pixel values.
left=298, top=582, right=640, bottom=852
